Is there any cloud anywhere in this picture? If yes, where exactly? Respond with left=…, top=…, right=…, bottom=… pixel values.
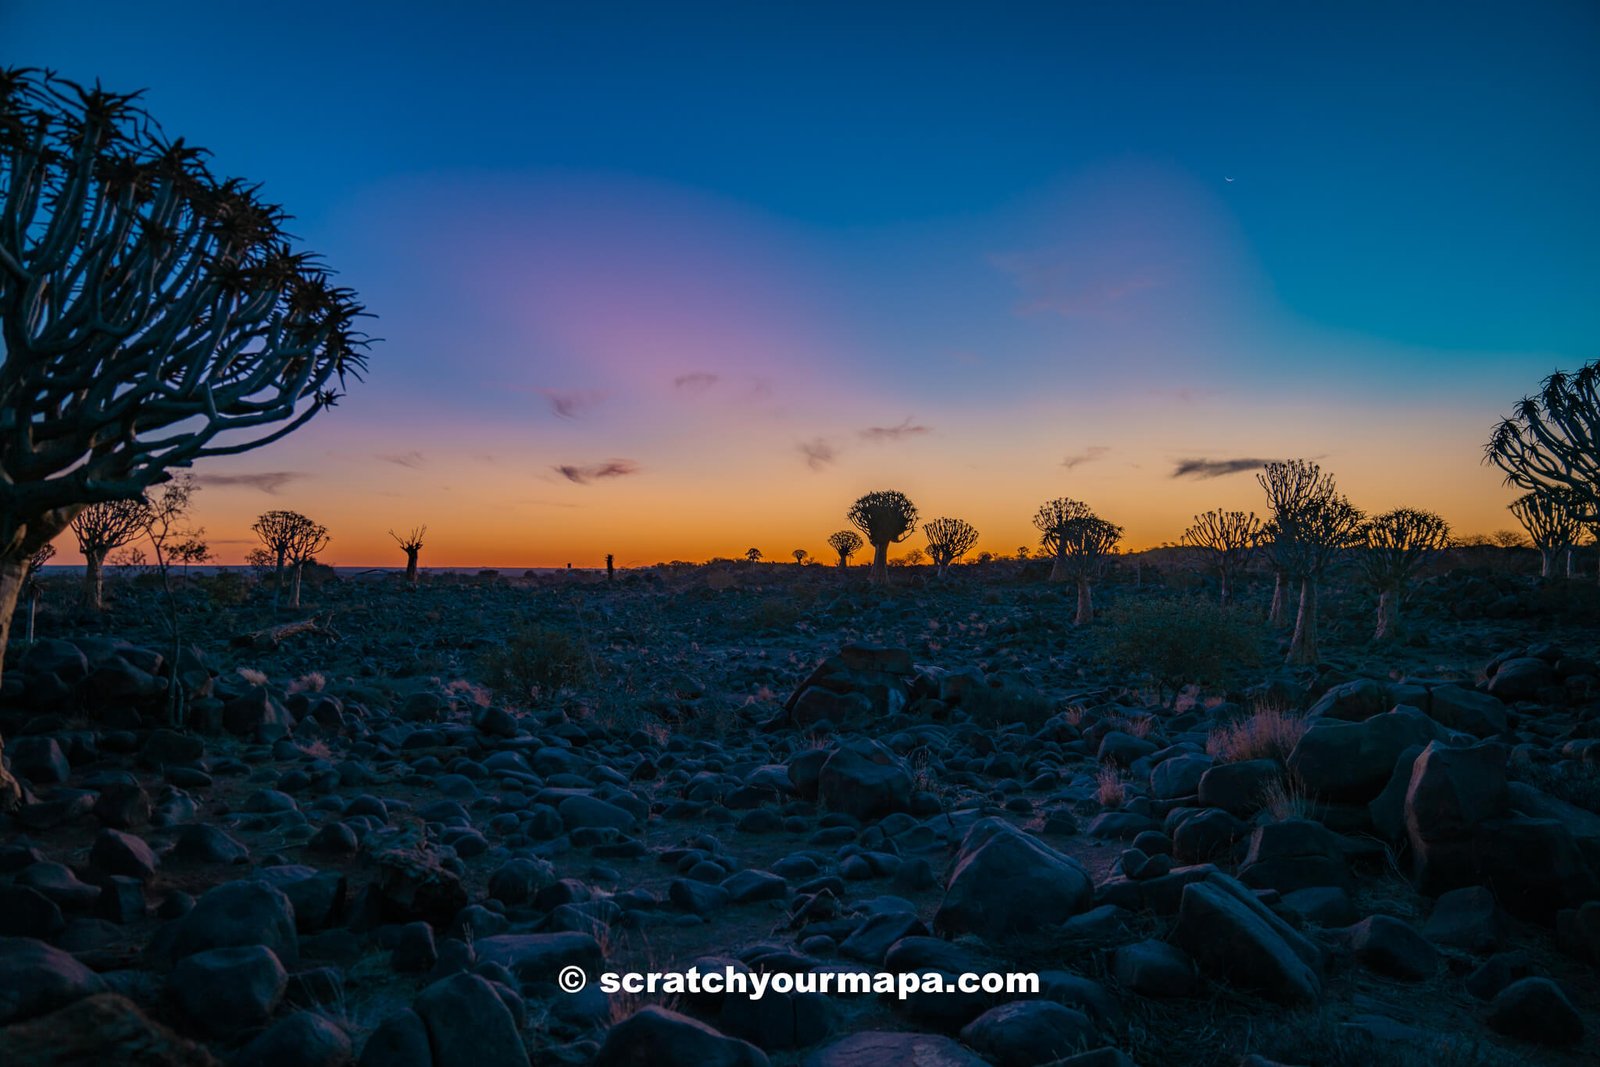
left=1062, top=446, right=1111, bottom=470
left=378, top=451, right=426, bottom=468
left=1171, top=457, right=1272, bottom=479
left=990, top=250, right=1162, bottom=320
left=538, top=388, right=605, bottom=418
left=673, top=372, right=719, bottom=391
left=798, top=438, right=837, bottom=471
left=554, top=459, right=639, bottom=484
left=859, top=418, right=931, bottom=443
left=195, top=472, right=305, bottom=494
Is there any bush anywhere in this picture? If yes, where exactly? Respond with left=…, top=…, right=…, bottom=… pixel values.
left=478, top=623, right=592, bottom=702
left=1097, top=596, right=1263, bottom=701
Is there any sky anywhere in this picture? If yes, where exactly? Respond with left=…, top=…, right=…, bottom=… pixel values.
left=8, top=1, right=1600, bottom=566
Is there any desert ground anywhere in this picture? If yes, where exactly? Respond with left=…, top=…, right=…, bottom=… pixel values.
left=0, top=549, right=1596, bottom=1067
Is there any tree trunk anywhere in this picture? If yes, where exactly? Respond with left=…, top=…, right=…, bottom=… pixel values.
left=1219, top=566, right=1231, bottom=606
left=405, top=550, right=419, bottom=585
left=1567, top=548, right=1576, bottom=579
left=0, top=558, right=28, bottom=810
left=1075, top=578, right=1094, bottom=626
left=1268, top=570, right=1287, bottom=627
left=1374, top=587, right=1398, bottom=642
left=870, top=542, right=888, bottom=585
left=1049, top=551, right=1069, bottom=583
left=1287, top=578, right=1319, bottom=664
left=84, top=551, right=106, bottom=610
left=290, top=564, right=304, bottom=609
left=1538, top=549, right=1552, bottom=579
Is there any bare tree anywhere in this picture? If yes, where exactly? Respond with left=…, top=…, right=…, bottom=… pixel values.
left=1257, top=460, right=1337, bottom=628
left=0, top=70, right=371, bottom=806
left=1508, top=491, right=1581, bottom=579
left=22, top=542, right=54, bottom=643
left=1181, top=509, right=1262, bottom=605
left=285, top=519, right=331, bottom=609
left=389, top=525, right=426, bottom=585
left=253, top=510, right=314, bottom=603
left=923, top=516, right=979, bottom=578
left=847, top=491, right=918, bottom=585
left=1039, top=508, right=1122, bottom=625
left=1033, top=498, right=1095, bottom=584
left=1357, top=507, right=1451, bottom=642
left=139, top=475, right=202, bottom=723
left=1273, top=485, right=1364, bottom=664
left=827, top=529, right=863, bottom=569
left=69, top=499, right=149, bottom=610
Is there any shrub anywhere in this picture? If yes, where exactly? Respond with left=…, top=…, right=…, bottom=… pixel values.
left=478, top=623, right=592, bottom=702
left=1207, top=705, right=1311, bottom=764
left=1097, top=596, right=1263, bottom=702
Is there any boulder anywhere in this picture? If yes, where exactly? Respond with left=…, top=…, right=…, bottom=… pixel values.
left=803, top=1031, right=988, bottom=1067
left=169, top=879, right=299, bottom=965
left=1238, top=819, right=1352, bottom=894
left=1287, top=707, right=1448, bottom=802
left=1427, top=686, right=1507, bottom=738
left=0, top=937, right=106, bottom=1025
left=1485, top=977, right=1584, bottom=1046
left=595, top=1005, right=770, bottom=1067
left=1169, top=879, right=1321, bottom=1004
left=1403, top=741, right=1509, bottom=895
left=233, top=1012, right=352, bottom=1067
left=935, top=818, right=1093, bottom=940
left=414, top=972, right=526, bottom=1067
left=1341, top=915, right=1439, bottom=980
left=1307, top=678, right=1387, bottom=721
left=0, top=993, right=218, bottom=1067
left=958, top=1000, right=1098, bottom=1066
left=816, top=740, right=912, bottom=822
left=168, top=945, right=287, bottom=1036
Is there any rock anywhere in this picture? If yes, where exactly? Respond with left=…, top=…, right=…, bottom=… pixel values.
left=719, top=987, right=836, bottom=1051
left=816, top=741, right=912, bottom=822
left=1477, top=815, right=1599, bottom=919
left=141, top=729, right=205, bottom=767
left=1196, top=760, right=1280, bottom=816
left=1486, top=657, right=1553, bottom=701
left=935, top=818, right=1093, bottom=940
left=8, top=737, right=70, bottom=784
left=1485, top=977, right=1584, bottom=1046
left=959, top=1000, right=1098, bottom=1065
left=486, top=857, right=556, bottom=905
left=89, top=828, right=159, bottom=881
left=1287, top=706, right=1448, bottom=802
left=392, top=922, right=438, bottom=973
left=414, top=972, right=526, bottom=1067
left=559, top=794, right=639, bottom=833
left=172, top=823, right=251, bottom=864
left=1367, top=745, right=1424, bottom=841
left=357, top=1008, right=432, bottom=1067
left=1307, top=678, right=1387, bottom=721
left=1170, top=881, right=1321, bottom=1004
left=93, top=781, right=152, bottom=829
left=1277, top=886, right=1358, bottom=927
left=1427, top=686, right=1506, bottom=738
left=1172, top=808, right=1248, bottom=864
left=1150, top=754, right=1211, bottom=799
left=839, top=912, right=928, bottom=964
left=803, top=1030, right=988, bottom=1067
left=0, top=993, right=218, bottom=1067
left=721, top=869, right=788, bottom=904
left=595, top=1005, right=770, bottom=1067
left=669, top=878, right=731, bottom=915
left=1097, top=731, right=1157, bottom=767
left=222, top=686, right=294, bottom=738
left=1341, top=915, right=1439, bottom=980
left=167, top=945, right=287, bottom=1036
left=472, top=932, right=604, bottom=986
left=1238, top=819, right=1351, bottom=894
left=1404, top=741, right=1509, bottom=895
left=1110, top=939, right=1197, bottom=997
left=96, top=875, right=147, bottom=924
left=1423, top=886, right=1503, bottom=952
left=169, top=879, right=299, bottom=965
left=373, top=843, right=469, bottom=925
left=0, top=885, right=65, bottom=939
left=1465, top=951, right=1535, bottom=1000
left=233, top=1011, right=352, bottom=1067
left=0, top=937, right=107, bottom=1025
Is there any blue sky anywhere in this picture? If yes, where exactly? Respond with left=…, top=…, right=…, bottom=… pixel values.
left=8, top=1, right=1599, bottom=563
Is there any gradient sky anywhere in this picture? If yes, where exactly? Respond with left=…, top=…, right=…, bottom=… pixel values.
left=9, top=2, right=1600, bottom=566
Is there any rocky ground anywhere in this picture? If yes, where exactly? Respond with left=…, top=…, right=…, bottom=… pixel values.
left=1, top=555, right=1598, bottom=1067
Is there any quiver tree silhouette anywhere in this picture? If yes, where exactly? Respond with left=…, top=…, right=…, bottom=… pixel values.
left=1259, top=461, right=1364, bottom=663
left=22, top=542, right=53, bottom=643
left=792, top=549, right=808, bottom=565
left=69, top=499, right=149, bottom=610
left=285, top=519, right=330, bottom=609
left=1039, top=511, right=1122, bottom=625
left=827, top=529, right=863, bottom=569
left=1257, top=460, right=1337, bottom=629
left=922, top=517, right=979, bottom=578
left=0, top=69, right=370, bottom=809
left=1509, top=491, right=1581, bottom=579
left=1033, top=498, right=1095, bottom=583
left=389, top=525, right=426, bottom=585
left=1357, top=507, right=1451, bottom=642
left=744, top=547, right=762, bottom=563
left=606, top=553, right=615, bottom=581
left=253, top=510, right=313, bottom=602
left=1181, top=509, right=1262, bottom=605
left=847, top=490, right=918, bottom=585
left=1486, top=360, right=1600, bottom=527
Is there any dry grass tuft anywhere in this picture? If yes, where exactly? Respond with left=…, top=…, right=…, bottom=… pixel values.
left=1207, top=705, right=1310, bottom=764
left=1096, top=763, right=1126, bottom=808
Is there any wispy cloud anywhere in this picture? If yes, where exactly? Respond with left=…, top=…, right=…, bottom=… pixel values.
left=538, top=388, right=606, bottom=418
left=1063, top=446, right=1111, bottom=470
left=860, top=418, right=931, bottom=443
left=798, top=438, right=837, bottom=471
left=673, top=372, right=719, bottom=392
left=1171, top=457, right=1272, bottom=479
left=195, top=472, right=305, bottom=494
left=378, top=451, right=426, bottom=469
left=554, top=459, right=640, bottom=485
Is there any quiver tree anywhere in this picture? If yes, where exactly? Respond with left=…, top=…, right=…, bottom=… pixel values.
left=1038, top=508, right=1122, bottom=625
left=0, top=70, right=370, bottom=809
left=1033, top=498, right=1095, bottom=583
left=744, top=547, right=762, bottom=563
left=827, top=529, right=863, bottom=569
left=22, top=542, right=53, bottom=642
left=285, top=519, right=330, bottom=609
left=253, top=510, right=313, bottom=601
left=847, top=490, right=918, bottom=585
left=389, top=525, right=425, bottom=585
left=1486, top=361, right=1600, bottom=529
left=1357, top=507, right=1451, bottom=642
left=922, top=516, right=979, bottom=578
left=1267, top=477, right=1364, bottom=664
left=69, top=498, right=149, bottom=610
left=1257, top=460, right=1337, bottom=628
left=1181, top=509, right=1262, bottom=605
left=1508, top=491, right=1580, bottom=579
